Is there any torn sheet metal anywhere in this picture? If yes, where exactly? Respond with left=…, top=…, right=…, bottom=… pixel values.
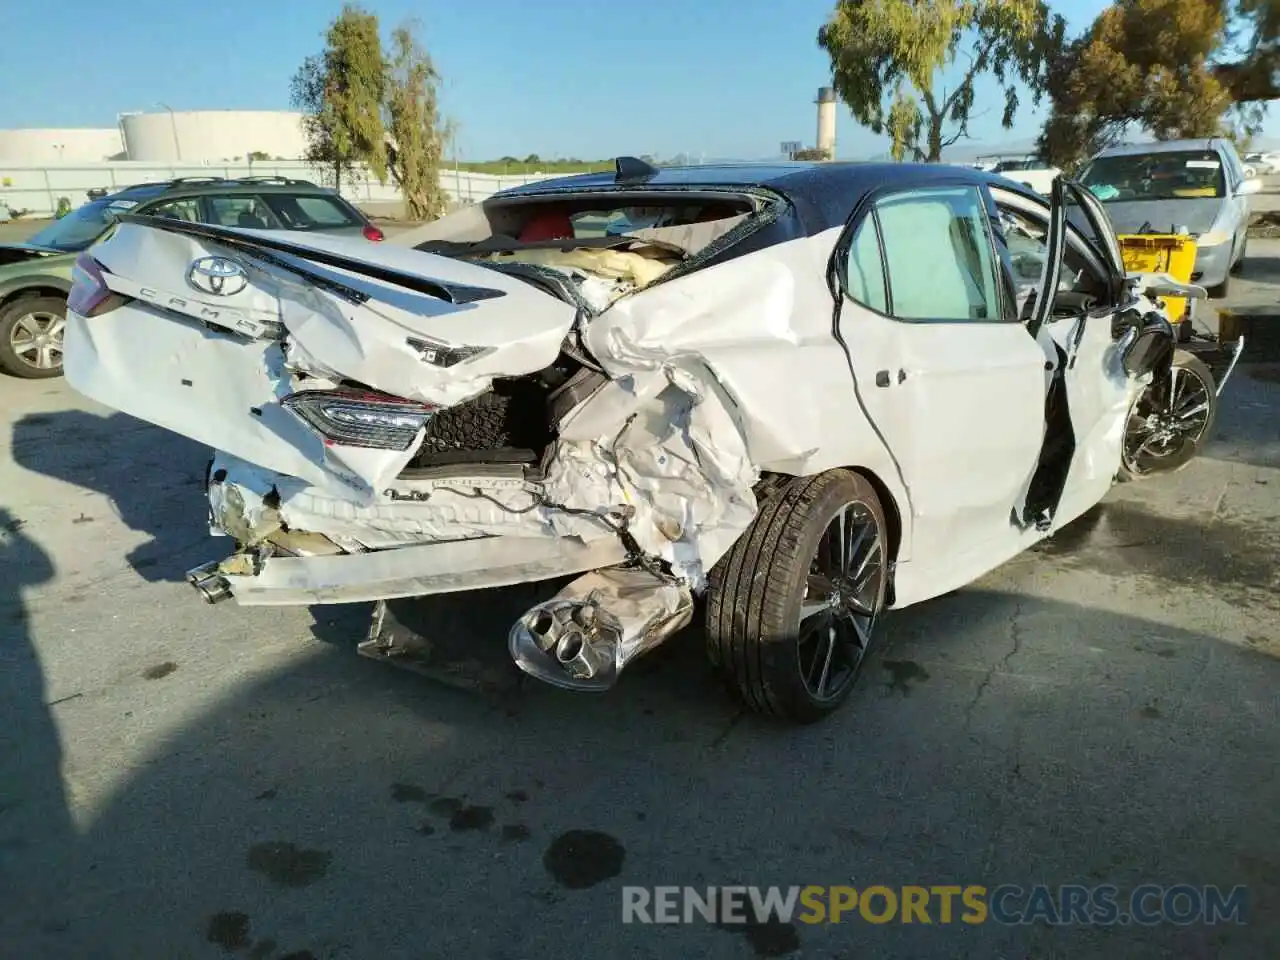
left=540, top=362, right=759, bottom=591
left=208, top=452, right=619, bottom=549
left=578, top=229, right=908, bottom=488
left=509, top=566, right=694, bottom=691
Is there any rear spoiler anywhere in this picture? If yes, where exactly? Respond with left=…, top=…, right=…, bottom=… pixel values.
left=110, top=213, right=508, bottom=306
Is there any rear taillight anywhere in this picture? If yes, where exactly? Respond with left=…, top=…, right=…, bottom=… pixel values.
left=362, top=223, right=385, bottom=242
left=282, top=389, right=436, bottom=450
left=67, top=251, right=122, bottom=317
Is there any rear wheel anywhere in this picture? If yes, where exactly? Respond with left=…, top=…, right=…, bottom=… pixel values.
left=1119, top=350, right=1216, bottom=481
left=705, top=470, right=888, bottom=724
left=0, top=295, right=66, bottom=378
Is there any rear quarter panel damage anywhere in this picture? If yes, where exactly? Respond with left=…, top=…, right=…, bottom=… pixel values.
left=574, top=226, right=912, bottom=573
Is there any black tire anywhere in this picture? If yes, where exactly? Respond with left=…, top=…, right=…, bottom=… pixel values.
left=1118, top=350, right=1216, bottom=481
left=0, top=295, right=67, bottom=379
left=704, top=470, right=889, bottom=724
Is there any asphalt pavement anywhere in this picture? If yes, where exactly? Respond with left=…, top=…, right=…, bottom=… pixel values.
left=0, top=218, right=1278, bottom=960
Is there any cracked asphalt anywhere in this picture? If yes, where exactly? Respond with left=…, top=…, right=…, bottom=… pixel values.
left=2, top=320, right=1279, bottom=955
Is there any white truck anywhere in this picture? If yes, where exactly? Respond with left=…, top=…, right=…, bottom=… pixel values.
left=988, top=156, right=1062, bottom=196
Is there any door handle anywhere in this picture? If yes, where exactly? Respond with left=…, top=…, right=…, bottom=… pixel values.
left=875, top=369, right=907, bottom=387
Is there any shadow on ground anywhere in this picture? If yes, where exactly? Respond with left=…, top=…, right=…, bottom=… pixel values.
left=2, top=582, right=1277, bottom=959
left=5, top=396, right=1279, bottom=958
left=0, top=506, right=73, bottom=925
left=1197, top=362, right=1280, bottom=470
left=11, top=410, right=213, bottom=582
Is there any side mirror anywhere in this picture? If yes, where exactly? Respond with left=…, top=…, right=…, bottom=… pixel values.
left=1238, top=177, right=1263, bottom=197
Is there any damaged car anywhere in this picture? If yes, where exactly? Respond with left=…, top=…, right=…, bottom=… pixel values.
left=61, top=157, right=1238, bottom=723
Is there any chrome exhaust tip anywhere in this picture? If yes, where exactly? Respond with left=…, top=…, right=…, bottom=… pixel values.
left=186, top=561, right=233, bottom=605
left=508, top=568, right=695, bottom=693
left=511, top=599, right=618, bottom=691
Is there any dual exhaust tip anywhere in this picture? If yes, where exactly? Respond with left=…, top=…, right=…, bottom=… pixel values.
left=512, top=599, right=620, bottom=692
left=508, top=569, right=696, bottom=693
left=186, top=560, right=233, bottom=604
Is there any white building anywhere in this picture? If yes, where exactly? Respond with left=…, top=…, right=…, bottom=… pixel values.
left=0, top=127, right=125, bottom=163
left=0, top=110, right=307, bottom=165
left=118, top=109, right=308, bottom=163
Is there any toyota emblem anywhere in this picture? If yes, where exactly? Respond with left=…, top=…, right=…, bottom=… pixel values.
left=187, top=256, right=248, bottom=297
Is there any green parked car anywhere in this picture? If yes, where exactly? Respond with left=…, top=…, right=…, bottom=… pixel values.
left=0, top=175, right=384, bottom=378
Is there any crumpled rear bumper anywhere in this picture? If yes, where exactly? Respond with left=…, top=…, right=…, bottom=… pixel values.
left=190, top=451, right=630, bottom=606
left=187, top=535, right=628, bottom=606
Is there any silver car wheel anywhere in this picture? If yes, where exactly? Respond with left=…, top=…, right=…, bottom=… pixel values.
left=8, top=310, right=65, bottom=371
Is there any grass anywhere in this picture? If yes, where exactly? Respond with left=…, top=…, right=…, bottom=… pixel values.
left=446, top=159, right=614, bottom=176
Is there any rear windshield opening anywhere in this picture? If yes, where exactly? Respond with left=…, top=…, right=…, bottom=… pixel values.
left=402, top=192, right=764, bottom=311
left=411, top=193, right=759, bottom=260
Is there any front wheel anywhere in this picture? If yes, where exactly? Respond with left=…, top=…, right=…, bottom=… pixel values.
left=1119, top=350, right=1216, bottom=481
left=704, top=470, right=889, bottom=724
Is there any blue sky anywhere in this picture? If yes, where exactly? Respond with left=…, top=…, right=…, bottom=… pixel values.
left=2, top=0, right=1275, bottom=159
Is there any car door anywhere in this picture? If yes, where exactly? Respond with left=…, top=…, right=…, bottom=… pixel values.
left=993, top=181, right=1138, bottom=531
left=831, top=182, right=1049, bottom=597
left=1052, top=180, right=1145, bottom=525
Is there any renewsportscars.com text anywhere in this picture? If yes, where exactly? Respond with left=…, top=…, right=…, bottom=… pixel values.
left=621, top=884, right=1248, bottom=926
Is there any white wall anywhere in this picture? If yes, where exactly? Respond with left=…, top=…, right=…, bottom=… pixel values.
left=0, top=128, right=125, bottom=163
left=119, top=110, right=308, bottom=163
left=0, top=160, right=562, bottom=218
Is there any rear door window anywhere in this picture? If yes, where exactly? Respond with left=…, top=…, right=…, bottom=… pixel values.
left=208, top=196, right=280, bottom=229
left=260, top=194, right=360, bottom=230
left=144, top=197, right=201, bottom=222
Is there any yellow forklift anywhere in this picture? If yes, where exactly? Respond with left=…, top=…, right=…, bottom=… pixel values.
left=1117, top=232, right=1200, bottom=340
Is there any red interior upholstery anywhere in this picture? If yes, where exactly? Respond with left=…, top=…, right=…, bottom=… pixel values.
left=519, top=211, right=575, bottom=242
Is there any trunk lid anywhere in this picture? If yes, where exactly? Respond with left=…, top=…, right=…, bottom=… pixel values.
left=64, top=218, right=580, bottom=503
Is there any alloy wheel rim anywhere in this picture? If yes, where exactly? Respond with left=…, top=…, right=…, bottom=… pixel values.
left=797, top=500, right=884, bottom=701
left=1122, top=364, right=1212, bottom=475
left=9, top=311, right=65, bottom=370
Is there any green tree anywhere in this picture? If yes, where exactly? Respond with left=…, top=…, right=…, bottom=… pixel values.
left=793, top=146, right=832, bottom=161
left=384, top=22, right=449, bottom=221
left=818, top=0, right=1063, bottom=162
left=290, top=3, right=387, bottom=191
left=1036, top=0, right=1234, bottom=171
left=1215, top=0, right=1278, bottom=102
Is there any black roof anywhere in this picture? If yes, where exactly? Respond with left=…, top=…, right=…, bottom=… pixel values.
left=495, top=159, right=1040, bottom=236
left=497, top=160, right=1014, bottom=195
